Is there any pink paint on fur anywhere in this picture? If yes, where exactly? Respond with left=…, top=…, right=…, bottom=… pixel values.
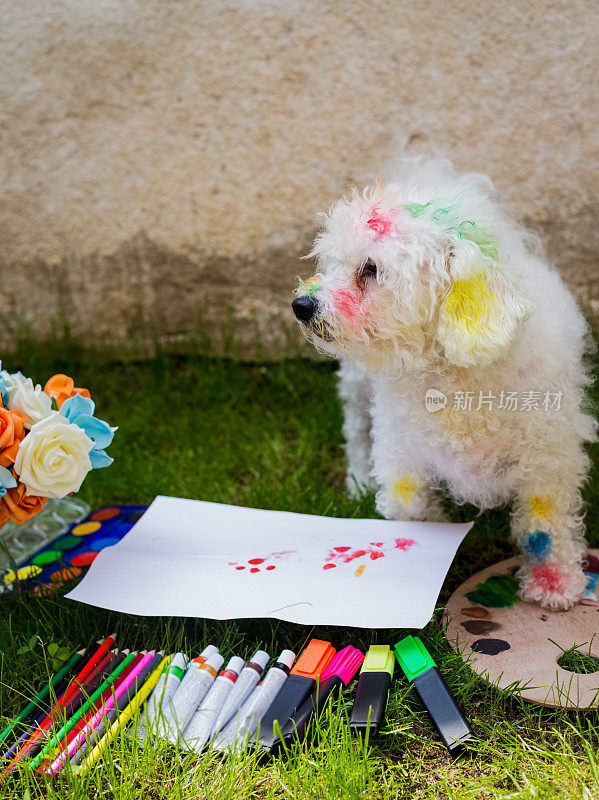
left=531, top=563, right=565, bottom=594
left=365, top=205, right=400, bottom=236
left=330, top=288, right=362, bottom=324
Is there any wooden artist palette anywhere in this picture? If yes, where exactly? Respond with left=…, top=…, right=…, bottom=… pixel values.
left=445, top=550, right=599, bottom=708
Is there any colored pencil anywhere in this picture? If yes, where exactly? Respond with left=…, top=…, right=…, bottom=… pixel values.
left=45, top=652, right=144, bottom=769
left=46, top=650, right=156, bottom=773
left=1, top=650, right=118, bottom=771
left=0, top=647, right=86, bottom=748
left=70, top=652, right=166, bottom=767
left=30, top=650, right=134, bottom=772
left=76, top=654, right=170, bottom=775
left=2, top=635, right=116, bottom=774
left=1, top=697, right=56, bottom=763
left=58, top=649, right=118, bottom=719
left=56, top=635, right=117, bottom=710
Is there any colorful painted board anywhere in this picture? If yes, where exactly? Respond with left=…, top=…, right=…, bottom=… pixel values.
left=1, top=505, right=147, bottom=596
left=445, top=551, right=599, bottom=708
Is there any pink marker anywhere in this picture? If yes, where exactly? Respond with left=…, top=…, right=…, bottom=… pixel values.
left=278, top=645, right=364, bottom=744
left=46, top=650, right=157, bottom=773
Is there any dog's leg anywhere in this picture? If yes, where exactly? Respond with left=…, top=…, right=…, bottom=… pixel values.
left=511, top=473, right=589, bottom=611
left=375, top=470, right=446, bottom=521
left=337, top=358, right=374, bottom=497
left=369, top=379, right=446, bottom=521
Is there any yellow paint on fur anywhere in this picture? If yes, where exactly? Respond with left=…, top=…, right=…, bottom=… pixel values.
left=444, top=271, right=499, bottom=335
left=391, top=475, right=420, bottom=505
left=528, top=495, right=555, bottom=519
left=354, top=564, right=365, bottom=577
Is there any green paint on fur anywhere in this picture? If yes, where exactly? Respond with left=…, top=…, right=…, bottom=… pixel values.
left=403, top=201, right=432, bottom=218
left=465, top=573, right=519, bottom=608
left=298, top=278, right=321, bottom=297
left=402, top=199, right=500, bottom=262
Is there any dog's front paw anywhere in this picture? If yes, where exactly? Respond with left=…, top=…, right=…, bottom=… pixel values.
left=518, top=563, right=587, bottom=611
left=375, top=488, right=410, bottom=520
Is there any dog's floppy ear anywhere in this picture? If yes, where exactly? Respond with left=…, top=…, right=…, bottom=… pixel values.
left=436, top=240, right=533, bottom=367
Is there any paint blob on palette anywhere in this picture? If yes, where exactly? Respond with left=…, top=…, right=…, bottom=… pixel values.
left=322, top=538, right=416, bottom=577
left=445, top=551, right=599, bottom=708
left=1, top=505, right=148, bottom=596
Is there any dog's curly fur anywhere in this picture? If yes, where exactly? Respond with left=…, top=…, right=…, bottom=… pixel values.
left=294, top=157, right=596, bottom=611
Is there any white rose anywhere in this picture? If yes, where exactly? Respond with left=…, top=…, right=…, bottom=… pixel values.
left=0, top=370, right=26, bottom=391
left=7, top=378, right=53, bottom=429
left=14, top=413, right=93, bottom=498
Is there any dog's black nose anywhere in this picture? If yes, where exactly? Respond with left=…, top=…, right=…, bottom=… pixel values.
left=292, top=295, right=317, bottom=322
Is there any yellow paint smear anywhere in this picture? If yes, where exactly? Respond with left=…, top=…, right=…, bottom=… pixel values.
left=354, top=564, right=365, bottom=577
left=528, top=495, right=555, bottom=519
left=444, top=271, right=499, bottom=335
left=391, top=475, right=420, bottom=505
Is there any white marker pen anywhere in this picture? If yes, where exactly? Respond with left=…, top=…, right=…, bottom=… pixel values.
left=211, top=650, right=269, bottom=736
left=182, top=656, right=244, bottom=752
left=161, top=651, right=223, bottom=743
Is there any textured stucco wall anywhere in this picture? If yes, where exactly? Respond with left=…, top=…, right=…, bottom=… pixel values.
left=1, top=0, right=597, bottom=354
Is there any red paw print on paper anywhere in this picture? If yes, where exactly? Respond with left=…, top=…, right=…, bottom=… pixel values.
left=228, top=550, right=295, bottom=574
left=322, top=538, right=416, bottom=577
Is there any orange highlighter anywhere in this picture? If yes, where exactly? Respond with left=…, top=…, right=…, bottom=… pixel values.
left=257, top=638, right=335, bottom=753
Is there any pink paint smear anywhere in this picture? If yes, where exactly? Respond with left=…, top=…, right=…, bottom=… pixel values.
left=322, top=537, right=416, bottom=573
left=531, top=563, right=565, bottom=594
left=365, top=204, right=401, bottom=237
left=330, top=288, right=363, bottom=325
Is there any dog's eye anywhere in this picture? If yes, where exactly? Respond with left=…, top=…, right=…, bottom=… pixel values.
left=362, top=259, right=377, bottom=277
left=357, top=258, right=377, bottom=288
left=356, top=258, right=376, bottom=289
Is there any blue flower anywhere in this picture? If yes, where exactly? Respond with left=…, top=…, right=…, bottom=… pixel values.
left=59, top=394, right=117, bottom=469
left=0, top=465, right=17, bottom=497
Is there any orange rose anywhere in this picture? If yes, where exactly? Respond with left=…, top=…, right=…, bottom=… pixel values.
left=0, top=404, right=26, bottom=468
left=0, top=476, right=47, bottom=525
left=44, top=374, right=91, bottom=411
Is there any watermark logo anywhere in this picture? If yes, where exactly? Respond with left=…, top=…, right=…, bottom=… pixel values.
left=425, top=389, right=448, bottom=412
left=424, top=389, right=563, bottom=413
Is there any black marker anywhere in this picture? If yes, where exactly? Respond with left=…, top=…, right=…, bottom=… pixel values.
left=257, top=638, right=335, bottom=753
left=394, top=636, right=472, bottom=757
left=349, top=645, right=394, bottom=735
left=280, top=646, right=364, bottom=744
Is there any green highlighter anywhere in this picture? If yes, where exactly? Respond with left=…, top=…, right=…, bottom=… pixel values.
left=394, top=636, right=472, bottom=757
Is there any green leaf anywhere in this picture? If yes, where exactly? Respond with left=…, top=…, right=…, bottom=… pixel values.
left=57, top=647, right=70, bottom=661
left=47, top=643, right=58, bottom=656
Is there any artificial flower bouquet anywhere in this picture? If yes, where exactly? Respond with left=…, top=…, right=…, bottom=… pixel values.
left=0, top=368, right=116, bottom=528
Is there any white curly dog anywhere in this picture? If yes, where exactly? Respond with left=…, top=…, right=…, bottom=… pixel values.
left=292, top=158, right=596, bottom=611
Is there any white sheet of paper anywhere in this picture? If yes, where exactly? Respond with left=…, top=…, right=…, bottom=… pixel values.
left=66, top=496, right=473, bottom=629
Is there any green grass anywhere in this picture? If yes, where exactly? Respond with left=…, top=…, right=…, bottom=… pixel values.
left=0, top=348, right=598, bottom=799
